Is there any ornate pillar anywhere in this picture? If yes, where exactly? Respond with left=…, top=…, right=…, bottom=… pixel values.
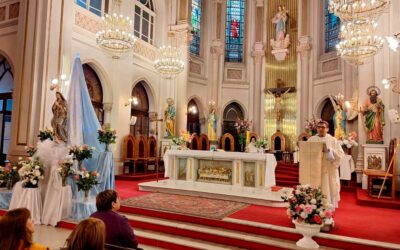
left=356, top=62, right=374, bottom=187
left=251, top=43, right=264, bottom=135
left=210, top=41, right=223, bottom=106
left=296, top=36, right=312, bottom=134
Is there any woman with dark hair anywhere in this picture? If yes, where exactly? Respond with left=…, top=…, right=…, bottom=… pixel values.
left=91, top=189, right=141, bottom=249
left=0, top=208, right=48, bottom=250
left=62, top=217, right=105, bottom=250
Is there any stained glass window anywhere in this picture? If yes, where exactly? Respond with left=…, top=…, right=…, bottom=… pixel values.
left=190, top=0, right=202, bottom=56
left=325, top=0, right=340, bottom=53
left=225, top=0, right=245, bottom=63
left=76, top=0, right=108, bottom=16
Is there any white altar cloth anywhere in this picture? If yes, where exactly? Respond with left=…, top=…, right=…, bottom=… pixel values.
left=163, top=150, right=277, bottom=188
left=9, top=182, right=42, bottom=224
left=339, top=154, right=355, bottom=181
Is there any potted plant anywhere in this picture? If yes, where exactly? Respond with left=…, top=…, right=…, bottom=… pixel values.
left=171, top=130, right=194, bottom=150
left=75, top=168, right=99, bottom=201
left=234, top=119, right=252, bottom=152
left=69, top=144, right=96, bottom=170
left=282, top=184, right=333, bottom=249
left=254, top=138, right=268, bottom=153
left=17, top=158, right=44, bottom=188
left=58, top=159, right=75, bottom=186
left=97, top=125, right=117, bottom=151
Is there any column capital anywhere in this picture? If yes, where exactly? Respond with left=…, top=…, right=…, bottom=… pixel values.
left=256, top=0, right=264, bottom=7
left=210, top=40, right=224, bottom=59
left=252, top=42, right=265, bottom=64
left=171, top=24, right=192, bottom=46
left=297, top=36, right=312, bottom=58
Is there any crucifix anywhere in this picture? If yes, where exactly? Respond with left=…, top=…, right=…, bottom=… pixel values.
left=264, top=78, right=296, bottom=128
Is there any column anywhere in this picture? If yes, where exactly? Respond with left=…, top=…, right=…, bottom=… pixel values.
left=296, top=36, right=312, bottom=133
left=103, top=103, right=113, bottom=126
left=8, top=0, right=67, bottom=160
left=251, top=43, right=264, bottom=135
left=356, top=62, right=374, bottom=187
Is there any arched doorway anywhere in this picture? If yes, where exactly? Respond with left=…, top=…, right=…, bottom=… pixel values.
left=131, top=81, right=149, bottom=136
left=83, top=64, right=104, bottom=125
left=222, top=102, right=244, bottom=151
left=320, top=99, right=335, bottom=136
left=187, top=99, right=200, bottom=135
left=0, top=55, right=13, bottom=164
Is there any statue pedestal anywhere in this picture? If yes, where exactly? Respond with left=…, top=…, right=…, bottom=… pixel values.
left=271, top=48, right=289, bottom=61
left=362, top=144, right=387, bottom=189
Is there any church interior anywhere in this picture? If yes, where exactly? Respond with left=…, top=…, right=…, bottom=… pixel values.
left=0, top=0, right=400, bottom=249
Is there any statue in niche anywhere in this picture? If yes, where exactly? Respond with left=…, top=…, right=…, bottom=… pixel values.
left=164, top=98, right=176, bottom=138
left=329, top=94, right=347, bottom=139
left=361, top=86, right=385, bottom=144
left=270, top=5, right=290, bottom=60
left=51, top=91, right=68, bottom=142
left=207, top=101, right=217, bottom=141
left=266, top=88, right=291, bottom=122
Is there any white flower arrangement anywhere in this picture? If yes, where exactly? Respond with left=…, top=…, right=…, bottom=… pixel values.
left=17, top=158, right=44, bottom=188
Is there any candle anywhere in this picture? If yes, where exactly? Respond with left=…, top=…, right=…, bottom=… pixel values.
left=246, top=131, right=250, bottom=145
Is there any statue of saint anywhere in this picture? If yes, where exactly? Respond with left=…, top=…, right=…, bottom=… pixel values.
left=207, top=102, right=217, bottom=141
left=164, top=98, right=176, bottom=138
left=51, top=91, right=68, bottom=142
left=361, top=86, right=385, bottom=143
left=329, top=94, right=347, bottom=139
left=266, top=88, right=290, bottom=121
left=271, top=5, right=288, bottom=41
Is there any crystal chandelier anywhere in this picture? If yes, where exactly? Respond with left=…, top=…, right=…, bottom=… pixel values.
left=154, top=32, right=185, bottom=78
left=328, top=0, right=389, bottom=21
left=96, top=13, right=136, bottom=59
left=336, top=19, right=385, bottom=65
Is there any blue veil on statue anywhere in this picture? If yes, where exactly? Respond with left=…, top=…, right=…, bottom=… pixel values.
left=67, top=54, right=115, bottom=197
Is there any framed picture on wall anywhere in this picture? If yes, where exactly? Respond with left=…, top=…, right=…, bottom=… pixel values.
left=363, top=145, right=386, bottom=171
left=160, top=140, right=171, bottom=158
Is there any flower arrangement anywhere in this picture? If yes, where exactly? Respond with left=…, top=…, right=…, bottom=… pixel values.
left=254, top=138, right=268, bottom=149
left=234, top=119, right=252, bottom=133
left=69, top=144, right=96, bottom=168
left=97, top=126, right=117, bottom=149
left=305, top=116, right=322, bottom=135
left=282, top=184, right=333, bottom=225
left=75, top=167, right=99, bottom=199
left=0, top=165, right=19, bottom=189
left=17, top=158, right=44, bottom=188
left=38, top=127, right=54, bottom=142
left=338, top=131, right=358, bottom=149
left=25, top=145, right=37, bottom=157
left=171, top=130, right=195, bottom=148
left=58, top=159, right=75, bottom=186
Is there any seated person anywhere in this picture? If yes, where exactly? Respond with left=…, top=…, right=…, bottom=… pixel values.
left=0, top=208, right=49, bottom=250
left=62, top=217, right=105, bottom=250
left=246, top=137, right=258, bottom=153
left=91, top=189, right=142, bottom=250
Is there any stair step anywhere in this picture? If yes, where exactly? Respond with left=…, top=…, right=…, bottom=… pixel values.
left=275, top=169, right=299, bottom=175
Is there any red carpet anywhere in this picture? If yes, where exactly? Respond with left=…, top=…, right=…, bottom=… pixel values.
left=356, top=188, right=400, bottom=209
left=275, top=162, right=299, bottom=187
left=228, top=190, right=400, bottom=244
left=121, top=193, right=247, bottom=219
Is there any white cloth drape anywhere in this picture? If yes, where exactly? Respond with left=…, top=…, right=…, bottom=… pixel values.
left=339, top=154, right=355, bottom=180
left=9, top=182, right=42, bottom=224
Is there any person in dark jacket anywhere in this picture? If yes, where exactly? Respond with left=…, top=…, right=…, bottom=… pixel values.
left=91, top=189, right=141, bottom=249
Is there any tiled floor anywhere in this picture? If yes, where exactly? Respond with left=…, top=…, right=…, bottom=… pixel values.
left=32, top=224, right=163, bottom=250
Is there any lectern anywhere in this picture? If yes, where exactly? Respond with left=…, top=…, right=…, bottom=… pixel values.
left=299, top=141, right=326, bottom=187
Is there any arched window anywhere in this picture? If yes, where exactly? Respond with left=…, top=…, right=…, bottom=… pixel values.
left=225, top=0, right=245, bottom=63
left=222, top=102, right=244, bottom=135
left=134, top=0, right=155, bottom=44
left=82, top=64, right=104, bottom=125
left=76, top=0, right=109, bottom=16
left=187, top=99, right=200, bottom=135
left=131, top=82, right=150, bottom=136
left=190, top=0, right=202, bottom=56
left=325, top=0, right=340, bottom=53
left=0, top=55, right=13, bottom=164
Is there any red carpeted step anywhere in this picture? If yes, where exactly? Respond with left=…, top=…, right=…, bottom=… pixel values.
left=115, top=172, right=165, bottom=181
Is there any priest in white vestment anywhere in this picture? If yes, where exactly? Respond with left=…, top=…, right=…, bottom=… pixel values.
left=308, top=121, right=344, bottom=209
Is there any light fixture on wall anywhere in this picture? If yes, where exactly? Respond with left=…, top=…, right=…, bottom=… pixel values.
left=188, top=105, right=197, bottom=115
left=386, top=32, right=400, bottom=52
left=96, top=0, right=136, bottom=59
left=328, top=0, right=389, bottom=22
left=381, top=77, right=400, bottom=93
left=336, top=19, right=384, bottom=65
left=124, top=96, right=139, bottom=106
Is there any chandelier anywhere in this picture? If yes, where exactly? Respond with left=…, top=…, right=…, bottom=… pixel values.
left=96, top=13, right=136, bottom=59
left=154, top=32, right=185, bottom=78
left=329, top=0, right=389, bottom=21
left=336, top=19, right=384, bottom=65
